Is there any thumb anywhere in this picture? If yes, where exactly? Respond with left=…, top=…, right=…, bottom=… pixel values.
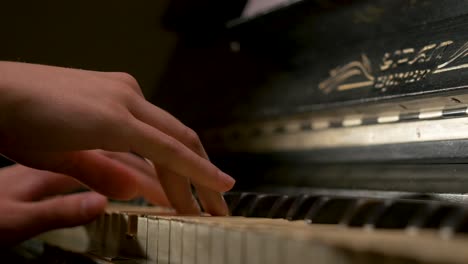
left=2, top=192, right=107, bottom=243
left=2, top=150, right=139, bottom=200
left=34, top=192, right=107, bottom=229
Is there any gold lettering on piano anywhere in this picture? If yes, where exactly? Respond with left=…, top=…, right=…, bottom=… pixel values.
left=434, top=41, right=468, bottom=74
left=318, top=54, right=374, bottom=93
left=319, top=39, right=468, bottom=93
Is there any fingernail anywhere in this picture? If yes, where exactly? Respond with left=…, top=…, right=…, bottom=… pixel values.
left=81, top=194, right=107, bottom=218
left=218, top=171, right=236, bottom=191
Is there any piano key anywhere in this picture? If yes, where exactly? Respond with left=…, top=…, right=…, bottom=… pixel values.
left=35, top=192, right=468, bottom=264
left=286, top=195, right=320, bottom=220
left=420, top=205, right=458, bottom=229
left=246, top=194, right=283, bottom=217
left=147, top=217, right=159, bottom=262
left=210, top=225, right=226, bottom=264
left=268, top=195, right=296, bottom=219
left=196, top=224, right=211, bottom=264
left=157, top=218, right=171, bottom=264
left=182, top=222, right=197, bottom=264
left=137, top=216, right=148, bottom=259
left=225, top=228, right=243, bottom=264
left=231, top=193, right=258, bottom=216
left=373, top=201, right=428, bottom=229
left=263, top=233, right=282, bottom=264
left=118, top=214, right=147, bottom=258
left=245, top=231, right=263, bottom=264
left=306, top=197, right=356, bottom=225
left=169, top=220, right=183, bottom=264
left=346, top=199, right=386, bottom=227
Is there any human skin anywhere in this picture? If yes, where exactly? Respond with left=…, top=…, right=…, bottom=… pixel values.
left=0, top=61, right=235, bottom=244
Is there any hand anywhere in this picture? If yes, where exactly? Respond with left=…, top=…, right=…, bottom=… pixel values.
left=0, top=61, right=234, bottom=216
left=0, top=164, right=107, bottom=245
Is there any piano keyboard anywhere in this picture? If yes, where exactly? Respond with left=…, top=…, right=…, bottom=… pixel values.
left=38, top=192, right=468, bottom=264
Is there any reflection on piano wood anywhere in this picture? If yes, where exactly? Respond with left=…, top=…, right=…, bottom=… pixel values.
left=38, top=192, right=468, bottom=264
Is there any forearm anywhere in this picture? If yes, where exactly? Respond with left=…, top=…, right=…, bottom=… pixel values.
left=0, top=61, right=20, bottom=141
left=0, top=61, right=10, bottom=140
left=0, top=61, right=21, bottom=123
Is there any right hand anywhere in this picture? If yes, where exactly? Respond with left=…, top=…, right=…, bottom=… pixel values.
left=0, top=61, right=234, bottom=216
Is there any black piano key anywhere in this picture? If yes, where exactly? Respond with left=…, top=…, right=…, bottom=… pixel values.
left=406, top=202, right=441, bottom=230
left=440, top=207, right=468, bottom=234
left=304, top=196, right=330, bottom=224
left=245, top=194, right=283, bottom=217
left=421, top=205, right=459, bottom=229
left=268, top=195, right=297, bottom=219
left=306, top=197, right=356, bottom=225
left=346, top=199, right=386, bottom=227
left=230, top=193, right=258, bottom=216
left=223, top=192, right=242, bottom=213
left=373, top=201, right=428, bottom=229
left=286, top=195, right=320, bottom=220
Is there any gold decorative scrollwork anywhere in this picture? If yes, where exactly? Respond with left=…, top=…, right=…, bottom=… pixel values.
left=318, top=54, right=375, bottom=93
left=434, top=41, right=468, bottom=74
left=319, top=39, right=468, bottom=93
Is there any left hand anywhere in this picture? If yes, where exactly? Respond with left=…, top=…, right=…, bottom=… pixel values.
left=0, top=164, right=106, bottom=245
left=0, top=149, right=174, bottom=245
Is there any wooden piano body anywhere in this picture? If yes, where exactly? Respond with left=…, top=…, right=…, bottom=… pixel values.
left=30, top=0, right=468, bottom=263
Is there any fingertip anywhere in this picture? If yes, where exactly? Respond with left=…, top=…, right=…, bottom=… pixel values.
left=205, top=200, right=229, bottom=216
left=218, top=171, right=236, bottom=192
left=81, top=193, right=107, bottom=219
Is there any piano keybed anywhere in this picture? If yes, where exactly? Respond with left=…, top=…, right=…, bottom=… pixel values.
left=37, top=192, right=468, bottom=264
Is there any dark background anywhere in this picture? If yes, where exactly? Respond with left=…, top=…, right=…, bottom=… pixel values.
left=0, top=0, right=178, bottom=167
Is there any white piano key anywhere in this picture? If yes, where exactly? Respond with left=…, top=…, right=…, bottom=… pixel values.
left=226, top=229, right=243, bottom=264
left=137, top=216, right=148, bottom=259
left=182, top=222, right=197, bottom=264
left=264, top=233, right=282, bottom=264
left=286, top=239, right=308, bottom=264
left=170, top=220, right=183, bottom=264
left=158, top=218, right=171, bottom=264
left=196, top=224, right=211, bottom=264
left=210, top=226, right=225, bottom=264
left=147, top=217, right=159, bottom=262
left=245, top=231, right=263, bottom=264
left=104, top=213, right=121, bottom=257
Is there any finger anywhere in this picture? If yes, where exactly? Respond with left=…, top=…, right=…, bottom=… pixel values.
left=130, top=100, right=206, bottom=155
left=22, top=172, right=82, bottom=201
left=96, top=150, right=155, bottom=177
left=34, top=192, right=107, bottom=229
left=1, top=192, right=107, bottom=244
left=0, top=164, right=82, bottom=200
left=158, top=169, right=201, bottom=215
left=5, top=150, right=140, bottom=200
left=129, top=101, right=231, bottom=215
left=194, top=184, right=229, bottom=216
left=95, top=150, right=171, bottom=207
left=129, top=120, right=235, bottom=192
left=135, top=167, right=171, bottom=207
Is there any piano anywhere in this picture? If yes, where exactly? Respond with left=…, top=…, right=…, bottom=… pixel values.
left=12, top=0, right=468, bottom=263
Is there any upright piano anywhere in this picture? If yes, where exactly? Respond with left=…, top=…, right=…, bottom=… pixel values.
left=16, top=0, right=468, bottom=263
